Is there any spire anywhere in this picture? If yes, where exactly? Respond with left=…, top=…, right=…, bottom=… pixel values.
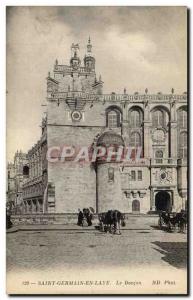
left=87, top=36, right=92, bottom=55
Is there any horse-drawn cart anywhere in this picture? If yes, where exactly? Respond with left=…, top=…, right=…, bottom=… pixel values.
left=98, top=210, right=125, bottom=234
left=158, top=211, right=187, bottom=232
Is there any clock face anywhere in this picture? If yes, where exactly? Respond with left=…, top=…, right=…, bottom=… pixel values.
left=160, top=172, right=166, bottom=180
left=71, top=110, right=82, bottom=121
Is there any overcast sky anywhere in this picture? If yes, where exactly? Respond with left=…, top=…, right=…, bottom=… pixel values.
left=6, top=6, right=187, bottom=161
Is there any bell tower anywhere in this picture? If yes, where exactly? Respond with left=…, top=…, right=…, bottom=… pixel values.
left=84, top=37, right=95, bottom=71
left=70, top=43, right=81, bottom=70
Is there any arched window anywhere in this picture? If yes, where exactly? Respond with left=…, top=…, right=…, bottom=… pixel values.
left=179, top=132, right=187, bottom=158
left=108, top=110, right=118, bottom=128
left=178, top=108, right=187, bottom=128
left=130, top=110, right=141, bottom=127
left=179, top=132, right=187, bottom=146
left=152, top=109, right=165, bottom=127
left=132, top=200, right=140, bottom=212
left=129, top=107, right=143, bottom=127
left=130, top=132, right=141, bottom=148
left=106, top=107, right=121, bottom=128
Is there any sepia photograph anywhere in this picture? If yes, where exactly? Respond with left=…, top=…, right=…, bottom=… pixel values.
left=6, top=6, right=188, bottom=295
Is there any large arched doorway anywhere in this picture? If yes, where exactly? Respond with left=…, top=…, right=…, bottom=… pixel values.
left=23, top=165, right=29, bottom=176
left=132, top=200, right=140, bottom=213
left=155, top=191, right=171, bottom=211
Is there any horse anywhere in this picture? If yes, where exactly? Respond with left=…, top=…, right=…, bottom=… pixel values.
left=98, top=210, right=125, bottom=234
left=175, top=211, right=187, bottom=233
left=159, top=211, right=187, bottom=232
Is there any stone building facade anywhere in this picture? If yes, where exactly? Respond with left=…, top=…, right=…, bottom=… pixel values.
left=7, top=151, right=28, bottom=213
left=7, top=39, right=188, bottom=218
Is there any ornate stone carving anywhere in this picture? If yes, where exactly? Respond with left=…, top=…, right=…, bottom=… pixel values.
left=152, top=128, right=166, bottom=143
left=139, top=191, right=146, bottom=198
left=132, top=191, right=138, bottom=198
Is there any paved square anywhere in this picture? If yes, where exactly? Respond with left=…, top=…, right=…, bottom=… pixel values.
left=7, top=216, right=187, bottom=273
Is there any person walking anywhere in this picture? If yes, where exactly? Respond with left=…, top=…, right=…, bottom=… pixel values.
left=77, top=209, right=83, bottom=226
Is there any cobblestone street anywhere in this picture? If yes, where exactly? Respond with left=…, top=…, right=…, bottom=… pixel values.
left=7, top=216, right=187, bottom=274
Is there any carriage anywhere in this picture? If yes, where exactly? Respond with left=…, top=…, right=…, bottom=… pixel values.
left=158, top=210, right=187, bottom=232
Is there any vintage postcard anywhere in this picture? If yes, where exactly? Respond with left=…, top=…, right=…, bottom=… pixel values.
left=6, top=6, right=188, bottom=295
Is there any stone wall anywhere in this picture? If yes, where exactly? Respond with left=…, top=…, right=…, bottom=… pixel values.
left=97, top=162, right=151, bottom=213
left=47, top=125, right=100, bottom=213
left=97, top=162, right=123, bottom=212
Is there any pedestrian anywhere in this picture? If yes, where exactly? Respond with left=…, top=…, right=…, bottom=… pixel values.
left=6, top=208, right=12, bottom=229
left=77, top=209, right=84, bottom=226
left=85, top=208, right=92, bottom=226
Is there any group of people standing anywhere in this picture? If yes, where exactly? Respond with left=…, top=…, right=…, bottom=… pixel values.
left=77, top=208, right=93, bottom=226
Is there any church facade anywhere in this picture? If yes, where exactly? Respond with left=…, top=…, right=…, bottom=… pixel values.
left=7, top=39, right=188, bottom=218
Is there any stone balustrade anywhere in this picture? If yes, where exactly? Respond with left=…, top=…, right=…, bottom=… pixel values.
left=48, top=91, right=187, bottom=103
